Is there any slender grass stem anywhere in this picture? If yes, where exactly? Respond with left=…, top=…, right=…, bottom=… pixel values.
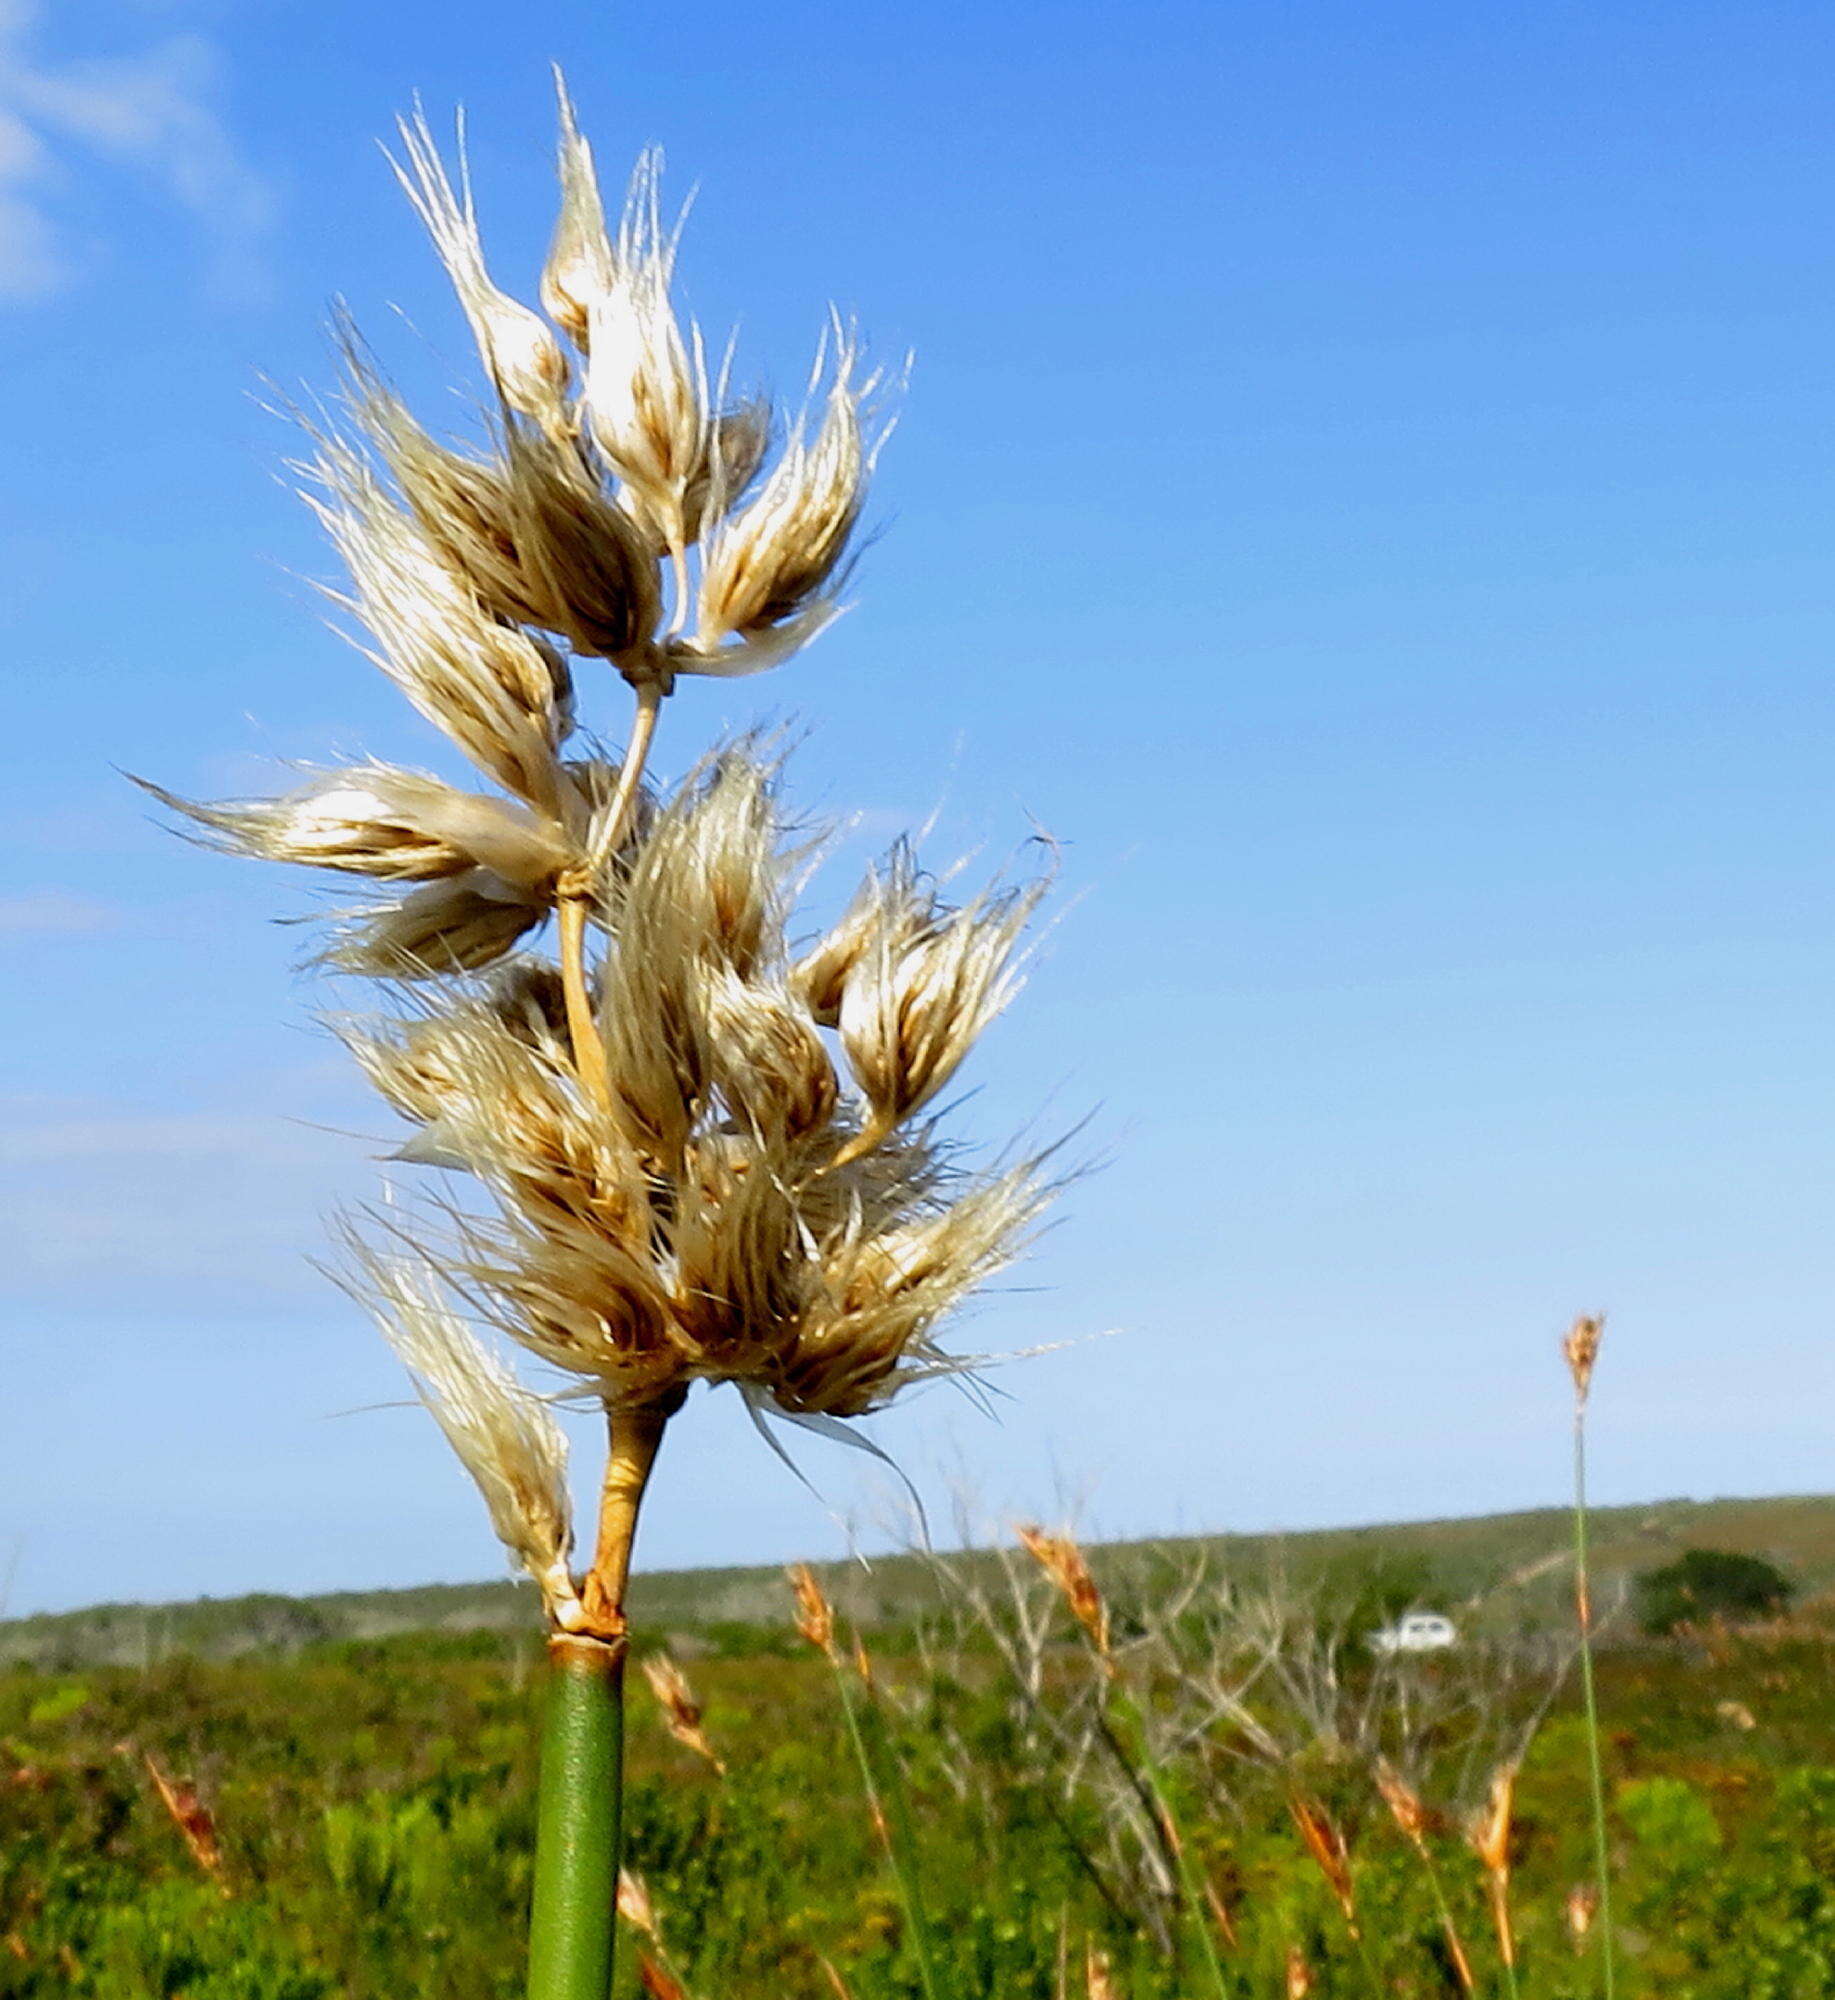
left=1572, top=1389, right=1617, bottom=2000
left=557, top=678, right=664, bottom=1116
left=526, top=1635, right=624, bottom=2000
left=826, top=1654, right=945, bottom=2000
left=1104, top=1680, right=1233, bottom=1998
left=525, top=1398, right=676, bottom=1999
left=557, top=891, right=611, bottom=1112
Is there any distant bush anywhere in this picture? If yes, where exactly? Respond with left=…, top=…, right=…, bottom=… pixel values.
left=1637, top=1548, right=1795, bottom=1635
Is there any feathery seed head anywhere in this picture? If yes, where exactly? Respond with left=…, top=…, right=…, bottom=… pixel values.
left=501, top=425, right=664, bottom=669
left=139, top=768, right=571, bottom=889
left=327, top=871, right=549, bottom=978
left=312, top=441, right=572, bottom=813
left=834, top=865, right=1046, bottom=1154
left=542, top=79, right=616, bottom=350
left=352, top=1246, right=580, bottom=1626
left=392, top=110, right=572, bottom=434
left=581, top=149, right=706, bottom=553
left=693, top=328, right=876, bottom=656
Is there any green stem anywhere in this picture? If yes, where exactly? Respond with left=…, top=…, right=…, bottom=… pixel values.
left=1105, top=1679, right=1232, bottom=1998
left=527, top=1636, right=625, bottom=2000
left=829, top=1655, right=944, bottom=2000
left=1572, top=1400, right=1617, bottom=2000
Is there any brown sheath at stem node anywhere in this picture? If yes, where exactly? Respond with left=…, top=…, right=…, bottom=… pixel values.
left=579, top=1391, right=684, bottom=1641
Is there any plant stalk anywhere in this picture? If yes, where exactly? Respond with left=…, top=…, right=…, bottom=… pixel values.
left=557, top=678, right=664, bottom=1118
left=1572, top=1391, right=1617, bottom=2000
left=526, top=1397, right=676, bottom=2000
left=526, top=1634, right=624, bottom=2000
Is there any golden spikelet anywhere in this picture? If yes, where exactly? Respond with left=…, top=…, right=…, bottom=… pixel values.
left=543, top=77, right=616, bottom=351
left=500, top=424, right=664, bottom=669
left=1288, top=1794, right=1358, bottom=1935
left=1017, top=1525, right=1111, bottom=1660
left=1373, top=1758, right=1430, bottom=1843
left=1563, top=1312, right=1605, bottom=1401
left=788, top=1563, right=839, bottom=1662
left=833, top=864, right=1046, bottom=1165
left=1468, top=1761, right=1518, bottom=1971
left=581, top=148, right=706, bottom=556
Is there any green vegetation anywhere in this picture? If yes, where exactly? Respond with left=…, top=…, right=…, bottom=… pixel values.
left=1636, top=1549, right=1797, bottom=1637
left=6, top=1518, right=1835, bottom=1998
left=10, top=1491, right=1834, bottom=1669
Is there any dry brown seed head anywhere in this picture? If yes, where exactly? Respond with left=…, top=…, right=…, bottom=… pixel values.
left=142, top=1753, right=227, bottom=1890
left=1374, top=1758, right=1430, bottom=1843
left=1563, top=1313, right=1605, bottom=1400
left=636, top=1960, right=690, bottom=2000
left=1083, top=1942, right=1120, bottom=2000
left=1016, top=1525, right=1111, bottom=1659
left=1467, top=1761, right=1516, bottom=1877
left=640, top=1653, right=726, bottom=1775
left=1564, top=1882, right=1598, bottom=1941
left=1284, top=1946, right=1313, bottom=2000
left=788, top=1563, right=838, bottom=1661
left=1289, top=1794, right=1358, bottom=1928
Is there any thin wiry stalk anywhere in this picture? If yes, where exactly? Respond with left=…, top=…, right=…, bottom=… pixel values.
left=1567, top=1317, right=1617, bottom=2000
left=837, top=1661, right=946, bottom=2000
left=554, top=892, right=610, bottom=1112
left=1101, top=1678, right=1233, bottom=1999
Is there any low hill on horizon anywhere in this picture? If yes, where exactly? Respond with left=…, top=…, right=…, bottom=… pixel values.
left=8, top=1491, right=1835, bottom=1669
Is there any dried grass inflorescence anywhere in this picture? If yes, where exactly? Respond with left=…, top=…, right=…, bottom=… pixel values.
left=145, top=82, right=1053, bottom=1639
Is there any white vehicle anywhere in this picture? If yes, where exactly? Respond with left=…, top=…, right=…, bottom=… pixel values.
left=1368, top=1612, right=1458, bottom=1655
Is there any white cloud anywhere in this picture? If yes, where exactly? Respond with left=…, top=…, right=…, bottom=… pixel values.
left=0, top=889, right=117, bottom=936
left=0, top=0, right=272, bottom=301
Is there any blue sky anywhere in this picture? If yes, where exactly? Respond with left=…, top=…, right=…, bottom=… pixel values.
left=7, top=1, right=1835, bottom=1618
